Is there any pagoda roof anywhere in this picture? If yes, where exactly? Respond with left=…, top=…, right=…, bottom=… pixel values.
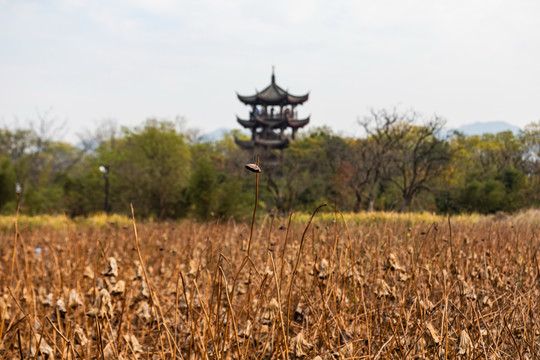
left=237, top=117, right=257, bottom=128
left=234, top=137, right=290, bottom=150
left=237, top=72, right=309, bottom=106
left=255, top=138, right=290, bottom=149
left=237, top=115, right=308, bottom=129
left=255, top=116, right=287, bottom=128
left=234, top=138, right=255, bottom=150
left=288, top=117, right=310, bottom=128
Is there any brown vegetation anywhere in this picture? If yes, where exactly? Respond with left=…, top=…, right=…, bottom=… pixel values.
left=1, top=212, right=539, bottom=359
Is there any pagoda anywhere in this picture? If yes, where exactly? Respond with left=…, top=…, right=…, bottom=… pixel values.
left=235, top=69, right=310, bottom=150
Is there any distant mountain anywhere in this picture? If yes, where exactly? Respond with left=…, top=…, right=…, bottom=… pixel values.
left=198, top=127, right=250, bottom=143
left=454, top=121, right=521, bottom=136
left=199, top=122, right=521, bottom=143
left=198, top=127, right=232, bottom=143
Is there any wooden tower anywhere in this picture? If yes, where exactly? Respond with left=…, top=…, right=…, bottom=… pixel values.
left=235, top=69, right=310, bottom=150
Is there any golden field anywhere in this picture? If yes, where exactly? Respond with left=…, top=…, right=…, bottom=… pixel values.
left=1, top=210, right=540, bottom=359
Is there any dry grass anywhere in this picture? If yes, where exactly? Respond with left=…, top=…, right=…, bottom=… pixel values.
left=1, top=210, right=539, bottom=359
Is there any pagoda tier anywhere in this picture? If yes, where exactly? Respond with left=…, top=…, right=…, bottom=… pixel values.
left=235, top=70, right=310, bottom=150
left=237, top=73, right=309, bottom=106
left=288, top=118, right=310, bottom=128
left=234, top=137, right=290, bottom=150
left=236, top=115, right=311, bottom=130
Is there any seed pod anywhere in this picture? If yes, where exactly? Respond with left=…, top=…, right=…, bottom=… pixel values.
left=245, top=163, right=262, bottom=173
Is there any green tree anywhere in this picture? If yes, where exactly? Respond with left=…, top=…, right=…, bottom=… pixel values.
left=0, top=156, right=16, bottom=210
left=263, top=127, right=344, bottom=213
left=188, top=145, right=218, bottom=220
left=439, top=130, right=528, bottom=214
left=97, top=119, right=191, bottom=218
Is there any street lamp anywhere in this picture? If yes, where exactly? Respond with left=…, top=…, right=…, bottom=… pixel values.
left=15, top=182, right=22, bottom=212
left=99, top=165, right=110, bottom=214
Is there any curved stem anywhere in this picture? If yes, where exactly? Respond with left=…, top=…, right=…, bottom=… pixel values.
left=9, top=193, right=22, bottom=284
left=246, top=155, right=259, bottom=258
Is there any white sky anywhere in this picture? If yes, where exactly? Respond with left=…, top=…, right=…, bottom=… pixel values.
left=1, top=0, right=539, bottom=142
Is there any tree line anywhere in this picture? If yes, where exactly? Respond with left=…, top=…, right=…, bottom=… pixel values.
left=1, top=108, right=539, bottom=219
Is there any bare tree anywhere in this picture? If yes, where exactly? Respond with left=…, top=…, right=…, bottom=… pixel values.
left=176, top=115, right=202, bottom=145
left=77, top=118, right=120, bottom=152
left=0, top=110, right=88, bottom=207
left=352, top=108, right=450, bottom=212
left=521, top=121, right=540, bottom=177
left=29, top=108, right=67, bottom=153
left=352, top=108, right=410, bottom=212
left=387, top=114, right=449, bottom=212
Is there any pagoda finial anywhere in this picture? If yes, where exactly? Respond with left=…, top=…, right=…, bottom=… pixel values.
left=271, top=65, right=275, bottom=83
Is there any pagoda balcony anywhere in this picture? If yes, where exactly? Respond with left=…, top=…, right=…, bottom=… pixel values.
left=250, top=112, right=300, bottom=121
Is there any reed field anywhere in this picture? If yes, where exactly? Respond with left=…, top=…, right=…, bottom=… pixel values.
left=1, top=209, right=540, bottom=359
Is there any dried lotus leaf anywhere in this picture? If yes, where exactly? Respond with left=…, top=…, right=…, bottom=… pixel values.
left=83, top=266, right=95, bottom=279
left=457, top=329, right=472, bottom=355
left=104, top=257, right=119, bottom=277
left=86, top=289, right=114, bottom=318
left=317, top=258, right=329, bottom=279
left=425, top=322, right=440, bottom=346
left=375, top=279, right=394, bottom=298
left=290, top=331, right=313, bottom=358
left=74, top=327, right=88, bottom=346
left=56, top=299, right=67, bottom=314
left=111, top=280, right=126, bottom=296
left=68, top=289, right=83, bottom=308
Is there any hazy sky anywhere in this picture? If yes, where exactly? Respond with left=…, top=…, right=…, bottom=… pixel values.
left=1, top=0, right=539, bottom=142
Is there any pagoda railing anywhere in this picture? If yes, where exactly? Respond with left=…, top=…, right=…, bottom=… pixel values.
left=250, top=112, right=298, bottom=121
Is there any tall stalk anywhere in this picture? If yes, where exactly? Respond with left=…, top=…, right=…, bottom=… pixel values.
left=246, top=154, right=260, bottom=258
left=9, top=189, right=22, bottom=284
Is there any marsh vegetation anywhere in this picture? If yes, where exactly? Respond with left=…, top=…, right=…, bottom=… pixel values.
left=1, top=210, right=539, bottom=359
